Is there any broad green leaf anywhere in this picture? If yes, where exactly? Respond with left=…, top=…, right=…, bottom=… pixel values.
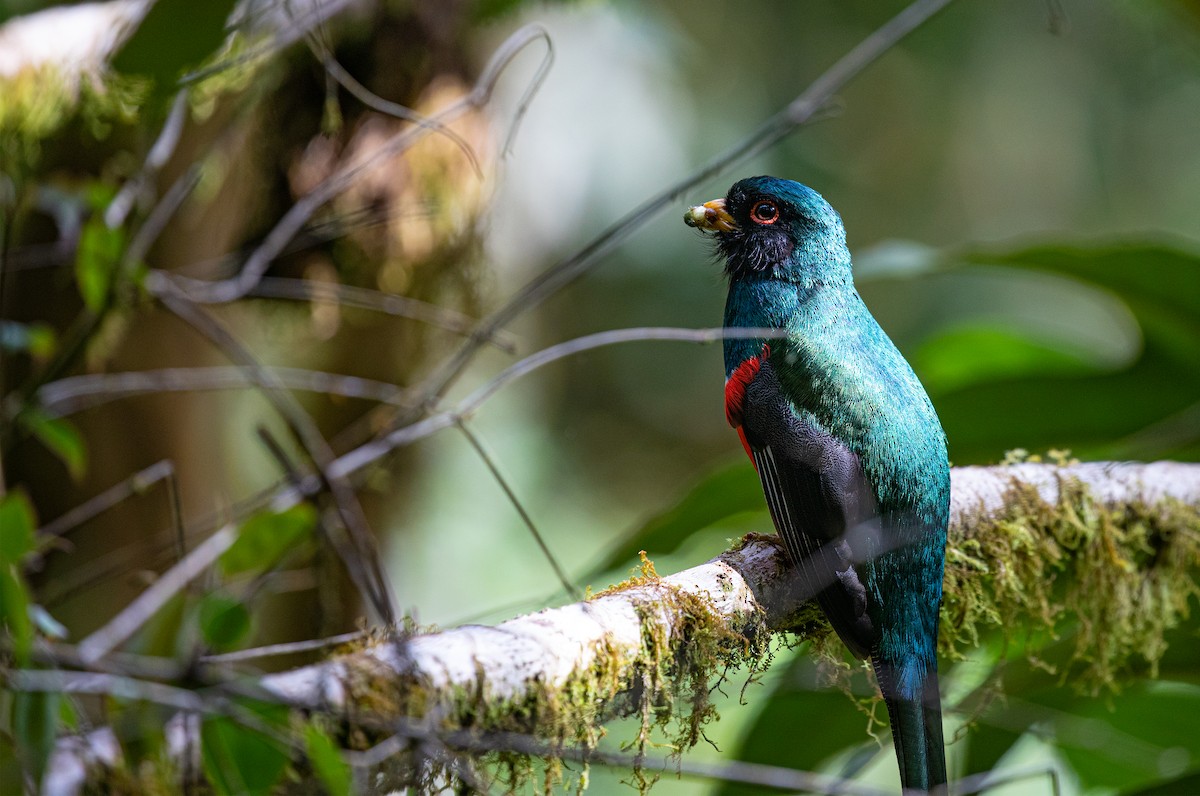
left=0, top=489, right=36, bottom=565
left=201, top=717, right=289, bottom=796
left=220, top=504, right=317, bottom=576
left=940, top=245, right=1200, bottom=462
left=1152, top=629, right=1200, bottom=687
left=0, top=730, right=21, bottom=795
left=0, top=565, right=33, bottom=664
left=304, top=725, right=352, bottom=796
left=1026, top=681, right=1200, bottom=793
left=74, top=216, right=124, bottom=313
left=962, top=721, right=1023, bottom=784
left=1127, top=770, right=1200, bottom=795
left=82, top=182, right=119, bottom=212
left=112, top=0, right=240, bottom=94
left=197, top=592, right=251, bottom=651
left=965, top=639, right=1200, bottom=793
left=11, top=691, right=60, bottom=788
left=862, top=262, right=1142, bottom=383
left=581, top=460, right=766, bottom=582
left=717, top=649, right=879, bottom=795
left=913, top=326, right=1099, bottom=394
left=19, top=408, right=87, bottom=480
left=858, top=242, right=1200, bottom=462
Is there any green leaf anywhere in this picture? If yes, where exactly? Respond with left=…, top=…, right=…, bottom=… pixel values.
left=0, top=321, right=56, bottom=358
left=581, top=460, right=766, bottom=582
left=19, top=408, right=87, bottom=480
left=0, top=730, right=21, bottom=795
left=197, top=592, right=251, bottom=651
left=74, top=215, right=124, bottom=313
left=1127, top=770, right=1200, bottom=795
left=201, top=717, right=289, bottom=796
left=220, top=504, right=317, bottom=576
left=860, top=242, right=1200, bottom=462
left=304, top=725, right=352, bottom=796
left=82, top=182, right=119, bottom=212
left=0, top=490, right=36, bottom=565
left=717, top=649, right=879, bottom=795
left=1029, top=681, right=1200, bottom=792
left=913, top=325, right=1100, bottom=394
left=942, top=244, right=1200, bottom=462
left=10, top=691, right=60, bottom=788
left=112, top=0, right=240, bottom=94
left=962, top=721, right=1023, bottom=782
left=0, top=565, right=33, bottom=664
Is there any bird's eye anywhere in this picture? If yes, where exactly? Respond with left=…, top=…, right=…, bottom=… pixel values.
left=750, top=200, right=779, bottom=225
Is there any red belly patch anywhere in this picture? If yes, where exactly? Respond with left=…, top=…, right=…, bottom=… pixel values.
left=724, top=345, right=770, bottom=428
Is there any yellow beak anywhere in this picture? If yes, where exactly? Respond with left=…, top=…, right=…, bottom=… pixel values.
left=683, top=198, right=737, bottom=233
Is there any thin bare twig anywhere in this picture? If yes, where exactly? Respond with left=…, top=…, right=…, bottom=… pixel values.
left=955, top=764, right=1062, bottom=796
left=256, top=424, right=305, bottom=489
left=38, top=365, right=413, bottom=417
left=163, top=24, right=552, bottom=305
left=149, top=279, right=397, bottom=625
left=457, top=420, right=579, bottom=599
left=39, top=466, right=323, bottom=607
left=329, top=326, right=786, bottom=479
left=200, top=630, right=366, bottom=664
left=31, top=641, right=188, bottom=682
left=76, top=525, right=238, bottom=665
left=407, top=0, right=956, bottom=419
left=36, top=326, right=781, bottom=611
left=165, top=455, right=186, bottom=561
left=179, top=0, right=360, bottom=86
left=347, top=723, right=894, bottom=796
left=124, top=164, right=203, bottom=269
left=247, top=277, right=517, bottom=351
left=37, top=460, right=176, bottom=541
left=495, top=22, right=554, bottom=156
left=10, top=669, right=212, bottom=713
left=306, top=33, right=482, bottom=177
left=104, top=91, right=190, bottom=230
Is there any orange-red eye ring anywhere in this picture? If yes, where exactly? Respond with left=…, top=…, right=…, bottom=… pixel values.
left=751, top=200, right=779, bottom=225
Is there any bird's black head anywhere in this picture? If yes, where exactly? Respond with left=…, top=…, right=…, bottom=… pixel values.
left=685, top=176, right=851, bottom=287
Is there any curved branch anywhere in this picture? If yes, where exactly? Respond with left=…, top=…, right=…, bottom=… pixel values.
left=328, top=325, right=785, bottom=478
left=35, top=461, right=1200, bottom=794
left=260, top=460, right=1200, bottom=724
left=37, top=365, right=413, bottom=417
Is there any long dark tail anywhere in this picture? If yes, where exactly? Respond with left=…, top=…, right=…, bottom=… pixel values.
left=874, top=657, right=946, bottom=793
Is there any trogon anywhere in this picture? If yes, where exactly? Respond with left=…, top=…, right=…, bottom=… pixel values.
left=686, top=176, right=950, bottom=792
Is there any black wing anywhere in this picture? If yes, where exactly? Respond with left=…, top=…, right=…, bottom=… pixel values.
left=740, top=357, right=880, bottom=658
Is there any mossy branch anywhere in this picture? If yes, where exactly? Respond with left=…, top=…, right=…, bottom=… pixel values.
left=41, top=462, right=1200, bottom=793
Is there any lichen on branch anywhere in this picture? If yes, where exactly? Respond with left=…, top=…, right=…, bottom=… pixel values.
left=43, top=462, right=1200, bottom=794
left=243, top=462, right=1200, bottom=792
left=942, top=467, right=1200, bottom=692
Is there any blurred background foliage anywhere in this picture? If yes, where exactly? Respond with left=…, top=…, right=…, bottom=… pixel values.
left=2, top=0, right=1199, bottom=793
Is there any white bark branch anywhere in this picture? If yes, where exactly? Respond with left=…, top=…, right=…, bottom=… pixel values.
left=259, top=460, right=1200, bottom=708
left=949, top=460, right=1199, bottom=529
left=37, top=462, right=1200, bottom=794
left=0, top=0, right=149, bottom=79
